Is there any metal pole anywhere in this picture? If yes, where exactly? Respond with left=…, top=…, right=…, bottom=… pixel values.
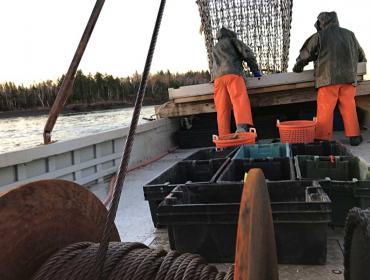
left=43, top=0, right=106, bottom=144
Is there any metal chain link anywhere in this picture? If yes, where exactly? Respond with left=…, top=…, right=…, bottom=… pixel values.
left=197, top=0, right=294, bottom=74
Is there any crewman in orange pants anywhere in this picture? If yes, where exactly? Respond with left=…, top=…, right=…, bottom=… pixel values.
left=212, top=27, right=262, bottom=136
left=293, top=12, right=366, bottom=146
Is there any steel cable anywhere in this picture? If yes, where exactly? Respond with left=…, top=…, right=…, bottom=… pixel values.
left=32, top=242, right=234, bottom=280
left=90, top=0, right=167, bottom=279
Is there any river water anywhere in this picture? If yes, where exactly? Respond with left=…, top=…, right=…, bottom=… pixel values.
left=0, top=106, right=155, bottom=154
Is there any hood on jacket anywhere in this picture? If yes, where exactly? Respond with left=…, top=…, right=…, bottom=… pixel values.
left=216, top=27, right=237, bottom=40
left=314, top=11, right=339, bottom=31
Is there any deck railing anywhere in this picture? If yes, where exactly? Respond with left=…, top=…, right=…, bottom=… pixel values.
left=0, top=118, right=179, bottom=192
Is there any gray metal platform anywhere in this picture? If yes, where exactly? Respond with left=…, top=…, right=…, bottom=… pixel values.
left=90, top=130, right=370, bottom=279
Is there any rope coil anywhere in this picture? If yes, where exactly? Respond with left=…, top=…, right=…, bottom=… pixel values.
left=32, top=242, right=234, bottom=280
left=343, top=207, right=370, bottom=280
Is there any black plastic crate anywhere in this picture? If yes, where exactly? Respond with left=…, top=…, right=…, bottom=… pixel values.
left=218, top=158, right=294, bottom=182
left=268, top=180, right=331, bottom=212
left=318, top=180, right=370, bottom=226
left=183, top=147, right=237, bottom=161
left=158, top=181, right=331, bottom=264
left=295, top=156, right=370, bottom=181
left=291, top=141, right=348, bottom=156
left=143, top=158, right=229, bottom=227
left=176, top=128, right=217, bottom=148
left=185, top=113, right=218, bottom=130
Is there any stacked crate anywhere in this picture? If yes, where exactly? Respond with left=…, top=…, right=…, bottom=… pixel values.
left=142, top=141, right=370, bottom=264
left=293, top=144, right=370, bottom=226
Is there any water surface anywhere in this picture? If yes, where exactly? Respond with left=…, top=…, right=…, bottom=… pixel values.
left=0, top=106, right=155, bottom=153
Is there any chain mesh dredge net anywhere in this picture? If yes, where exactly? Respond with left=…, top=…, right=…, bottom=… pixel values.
left=196, top=0, right=294, bottom=74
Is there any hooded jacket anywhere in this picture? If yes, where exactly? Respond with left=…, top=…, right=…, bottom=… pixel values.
left=212, top=27, right=259, bottom=80
left=294, top=12, right=366, bottom=88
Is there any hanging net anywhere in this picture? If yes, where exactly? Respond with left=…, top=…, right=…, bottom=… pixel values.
left=196, top=0, right=294, bottom=74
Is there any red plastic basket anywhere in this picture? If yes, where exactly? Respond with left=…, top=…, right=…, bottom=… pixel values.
left=277, top=118, right=317, bottom=144
left=213, top=128, right=257, bottom=149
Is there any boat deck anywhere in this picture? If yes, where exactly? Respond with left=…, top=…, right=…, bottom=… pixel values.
left=90, top=130, right=370, bottom=279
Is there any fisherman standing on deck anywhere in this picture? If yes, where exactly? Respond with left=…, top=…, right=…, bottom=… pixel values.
left=212, top=27, right=262, bottom=136
left=293, top=11, right=367, bottom=146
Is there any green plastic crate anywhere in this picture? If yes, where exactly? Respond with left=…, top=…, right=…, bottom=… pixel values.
left=295, top=156, right=370, bottom=181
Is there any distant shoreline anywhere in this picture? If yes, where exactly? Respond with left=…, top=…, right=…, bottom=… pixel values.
left=0, top=101, right=159, bottom=119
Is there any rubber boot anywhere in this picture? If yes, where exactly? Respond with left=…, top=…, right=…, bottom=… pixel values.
left=349, top=135, right=363, bottom=146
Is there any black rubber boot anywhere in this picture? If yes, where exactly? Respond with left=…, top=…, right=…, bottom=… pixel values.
left=349, top=135, right=363, bottom=146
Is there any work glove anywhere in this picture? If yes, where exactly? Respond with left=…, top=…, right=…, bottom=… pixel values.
left=253, top=71, right=262, bottom=77
left=293, top=64, right=303, bottom=73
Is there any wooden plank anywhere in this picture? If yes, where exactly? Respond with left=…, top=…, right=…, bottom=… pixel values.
left=168, top=83, right=213, bottom=99
left=251, top=88, right=316, bottom=107
left=252, top=80, right=370, bottom=107
left=157, top=90, right=317, bottom=118
left=356, top=95, right=370, bottom=129
left=173, top=81, right=316, bottom=104
left=155, top=101, right=216, bottom=118
left=169, top=62, right=366, bottom=100
left=174, top=94, right=213, bottom=104
left=172, top=79, right=370, bottom=105
left=251, top=81, right=315, bottom=95
left=356, top=80, right=370, bottom=96
left=156, top=80, right=370, bottom=118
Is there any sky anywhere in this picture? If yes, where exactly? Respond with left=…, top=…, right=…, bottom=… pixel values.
left=0, top=0, right=369, bottom=86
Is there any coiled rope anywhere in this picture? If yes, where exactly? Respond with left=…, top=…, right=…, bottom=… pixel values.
left=343, top=207, right=370, bottom=280
left=33, top=242, right=234, bottom=280
left=32, top=0, right=235, bottom=279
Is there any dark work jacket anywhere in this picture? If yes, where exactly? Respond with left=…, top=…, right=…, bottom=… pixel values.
left=212, top=27, right=259, bottom=80
left=294, top=12, right=366, bottom=88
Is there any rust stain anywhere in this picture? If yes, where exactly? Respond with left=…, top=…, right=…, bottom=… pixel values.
left=0, top=179, right=120, bottom=280
left=234, top=169, right=279, bottom=280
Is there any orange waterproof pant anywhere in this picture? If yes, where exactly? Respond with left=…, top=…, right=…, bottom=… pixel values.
left=214, top=74, right=253, bottom=136
left=316, top=84, right=360, bottom=140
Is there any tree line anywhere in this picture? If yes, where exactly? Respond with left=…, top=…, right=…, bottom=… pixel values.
left=0, top=70, right=211, bottom=112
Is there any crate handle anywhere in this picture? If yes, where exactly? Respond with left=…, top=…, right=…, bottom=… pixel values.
left=212, top=134, right=219, bottom=141
left=210, top=158, right=231, bottom=183
left=313, top=117, right=317, bottom=123
left=329, top=155, right=335, bottom=163
left=249, top=127, right=257, bottom=134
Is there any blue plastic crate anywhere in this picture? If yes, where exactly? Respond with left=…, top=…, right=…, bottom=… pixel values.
left=233, top=143, right=290, bottom=159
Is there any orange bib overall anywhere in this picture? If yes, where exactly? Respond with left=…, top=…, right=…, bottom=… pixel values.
left=214, top=74, right=253, bottom=136
left=315, top=84, right=360, bottom=140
